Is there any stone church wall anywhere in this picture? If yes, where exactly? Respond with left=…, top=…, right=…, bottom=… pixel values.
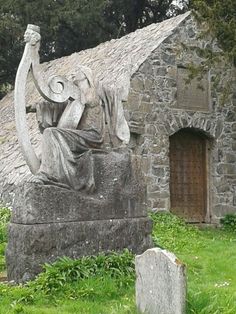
left=125, top=16, right=236, bottom=223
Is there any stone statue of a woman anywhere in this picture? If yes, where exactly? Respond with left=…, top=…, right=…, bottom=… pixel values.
left=15, top=24, right=130, bottom=191
left=15, top=24, right=105, bottom=190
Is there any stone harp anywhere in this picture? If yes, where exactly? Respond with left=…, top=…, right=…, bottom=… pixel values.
left=14, top=24, right=83, bottom=174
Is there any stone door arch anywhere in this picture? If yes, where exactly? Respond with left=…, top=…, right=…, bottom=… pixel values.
left=169, top=128, right=208, bottom=222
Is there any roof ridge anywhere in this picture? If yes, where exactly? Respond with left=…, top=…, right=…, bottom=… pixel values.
left=75, top=11, right=191, bottom=59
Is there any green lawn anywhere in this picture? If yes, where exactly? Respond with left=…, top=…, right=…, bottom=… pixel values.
left=151, top=213, right=236, bottom=313
left=0, top=207, right=236, bottom=313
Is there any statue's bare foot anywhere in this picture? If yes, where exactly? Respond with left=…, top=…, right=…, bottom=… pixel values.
left=27, top=172, right=60, bottom=185
left=27, top=172, right=71, bottom=190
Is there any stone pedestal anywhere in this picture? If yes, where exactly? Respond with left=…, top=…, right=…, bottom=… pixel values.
left=6, top=150, right=153, bottom=282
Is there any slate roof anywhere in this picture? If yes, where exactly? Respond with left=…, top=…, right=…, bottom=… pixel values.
left=0, top=11, right=191, bottom=201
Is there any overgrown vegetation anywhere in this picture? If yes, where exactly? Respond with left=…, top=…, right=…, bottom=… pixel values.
left=152, top=212, right=236, bottom=313
left=192, top=0, right=236, bottom=66
left=220, top=213, right=236, bottom=232
left=0, top=206, right=236, bottom=313
left=28, top=250, right=135, bottom=295
left=0, top=250, right=137, bottom=314
left=0, top=205, right=10, bottom=272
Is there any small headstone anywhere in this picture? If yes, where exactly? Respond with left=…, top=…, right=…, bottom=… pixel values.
left=135, top=248, right=186, bottom=314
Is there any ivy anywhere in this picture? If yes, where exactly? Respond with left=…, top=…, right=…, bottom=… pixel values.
left=192, top=0, right=236, bottom=65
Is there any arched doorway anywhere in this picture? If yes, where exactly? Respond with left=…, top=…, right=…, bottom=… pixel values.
left=169, top=128, right=208, bottom=223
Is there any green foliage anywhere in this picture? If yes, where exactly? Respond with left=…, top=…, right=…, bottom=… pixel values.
left=0, top=0, right=187, bottom=99
left=0, top=83, right=12, bottom=100
left=0, top=250, right=136, bottom=313
left=220, top=213, right=236, bottom=231
left=103, top=0, right=188, bottom=37
left=0, top=10, right=24, bottom=99
left=28, top=250, right=135, bottom=294
left=151, top=212, right=203, bottom=253
left=192, top=0, right=236, bottom=65
left=0, top=204, right=11, bottom=271
left=151, top=212, right=236, bottom=313
left=0, top=204, right=11, bottom=242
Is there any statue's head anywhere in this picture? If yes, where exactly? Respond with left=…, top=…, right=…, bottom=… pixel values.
left=71, top=66, right=98, bottom=106
left=24, top=24, right=41, bottom=46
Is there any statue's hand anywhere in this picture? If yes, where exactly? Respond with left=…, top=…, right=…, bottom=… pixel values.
left=128, top=120, right=144, bottom=135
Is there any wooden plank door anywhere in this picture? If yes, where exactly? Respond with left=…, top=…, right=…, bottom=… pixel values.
left=169, top=129, right=207, bottom=222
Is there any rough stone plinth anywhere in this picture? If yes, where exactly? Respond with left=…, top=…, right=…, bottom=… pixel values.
left=6, top=150, right=153, bottom=282
left=135, top=248, right=186, bottom=314
left=7, top=217, right=152, bottom=283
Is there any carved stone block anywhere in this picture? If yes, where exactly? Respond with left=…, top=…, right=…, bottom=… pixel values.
left=176, top=67, right=210, bottom=112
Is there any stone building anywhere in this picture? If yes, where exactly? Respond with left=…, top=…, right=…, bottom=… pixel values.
left=0, top=11, right=235, bottom=223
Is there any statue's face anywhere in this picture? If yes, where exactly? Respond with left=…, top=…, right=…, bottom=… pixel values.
left=69, top=66, right=97, bottom=106
left=78, top=71, right=97, bottom=105
left=24, top=29, right=41, bottom=46
left=76, top=72, right=90, bottom=92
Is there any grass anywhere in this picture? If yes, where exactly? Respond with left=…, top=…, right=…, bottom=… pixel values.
left=0, top=205, right=236, bottom=313
left=0, top=276, right=137, bottom=314
left=152, top=213, right=236, bottom=313
left=0, top=205, right=10, bottom=274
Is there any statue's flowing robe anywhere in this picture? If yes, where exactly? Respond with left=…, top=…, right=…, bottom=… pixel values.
left=36, top=100, right=103, bottom=189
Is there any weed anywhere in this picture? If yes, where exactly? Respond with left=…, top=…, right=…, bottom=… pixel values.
left=0, top=204, right=11, bottom=271
left=220, top=213, right=236, bottom=231
left=0, top=250, right=136, bottom=314
left=28, top=249, right=135, bottom=294
left=150, top=212, right=203, bottom=254
left=0, top=204, right=11, bottom=243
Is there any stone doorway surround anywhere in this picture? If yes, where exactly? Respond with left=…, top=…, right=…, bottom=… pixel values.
left=143, top=113, right=221, bottom=222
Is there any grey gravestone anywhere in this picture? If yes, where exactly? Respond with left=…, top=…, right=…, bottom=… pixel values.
left=135, top=248, right=186, bottom=314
